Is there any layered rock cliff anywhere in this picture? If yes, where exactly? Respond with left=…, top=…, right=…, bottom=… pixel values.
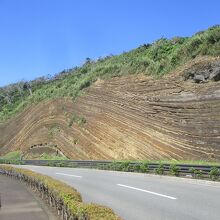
left=0, top=57, right=220, bottom=160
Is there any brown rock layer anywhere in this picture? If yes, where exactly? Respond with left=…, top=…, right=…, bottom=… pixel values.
left=1, top=58, right=220, bottom=161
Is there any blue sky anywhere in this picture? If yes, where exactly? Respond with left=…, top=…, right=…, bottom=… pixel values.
left=0, top=0, right=219, bottom=86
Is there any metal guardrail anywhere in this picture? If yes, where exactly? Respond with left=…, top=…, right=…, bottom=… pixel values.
left=1, top=159, right=217, bottom=176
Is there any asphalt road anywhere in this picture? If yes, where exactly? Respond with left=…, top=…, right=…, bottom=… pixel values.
left=15, top=165, right=220, bottom=220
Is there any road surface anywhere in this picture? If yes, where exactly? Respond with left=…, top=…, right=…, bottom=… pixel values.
left=15, top=165, right=220, bottom=220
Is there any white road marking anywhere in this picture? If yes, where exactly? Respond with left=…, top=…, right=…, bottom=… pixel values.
left=55, top=172, right=82, bottom=178
left=117, top=184, right=177, bottom=200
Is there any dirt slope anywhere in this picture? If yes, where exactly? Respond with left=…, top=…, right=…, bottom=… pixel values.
left=1, top=57, right=220, bottom=160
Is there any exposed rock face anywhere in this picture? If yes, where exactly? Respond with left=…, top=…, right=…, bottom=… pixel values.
left=23, top=143, right=65, bottom=159
left=183, top=59, right=220, bottom=83
left=0, top=58, right=220, bottom=161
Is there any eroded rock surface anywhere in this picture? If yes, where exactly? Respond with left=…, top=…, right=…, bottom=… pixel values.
left=183, top=59, right=220, bottom=83
left=0, top=58, right=220, bottom=161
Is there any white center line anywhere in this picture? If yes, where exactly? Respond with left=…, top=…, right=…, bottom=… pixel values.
left=55, top=173, right=82, bottom=178
left=117, top=184, right=177, bottom=200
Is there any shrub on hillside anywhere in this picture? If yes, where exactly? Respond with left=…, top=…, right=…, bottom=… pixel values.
left=169, top=164, right=180, bottom=176
left=155, top=164, right=164, bottom=175
left=1, top=25, right=220, bottom=122
left=140, top=162, right=149, bottom=173
left=209, top=167, right=220, bottom=180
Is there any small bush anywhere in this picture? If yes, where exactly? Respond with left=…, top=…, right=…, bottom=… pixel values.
left=68, top=113, right=86, bottom=127
left=209, top=167, right=220, bottom=180
left=189, top=167, right=196, bottom=178
left=169, top=164, right=180, bottom=176
left=189, top=168, right=203, bottom=179
left=78, top=116, right=86, bottom=126
left=110, top=162, right=122, bottom=171
left=194, top=169, right=203, bottom=179
left=155, top=164, right=164, bottom=175
left=68, top=117, right=74, bottom=127
left=133, top=164, right=141, bottom=172
left=120, top=161, right=130, bottom=172
left=140, top=162, right=149, bottom=173
left=47, top=161, right=56, bottom=167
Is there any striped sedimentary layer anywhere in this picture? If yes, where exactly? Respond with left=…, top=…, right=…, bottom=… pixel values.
left=0, top=58, right=220, bottom=160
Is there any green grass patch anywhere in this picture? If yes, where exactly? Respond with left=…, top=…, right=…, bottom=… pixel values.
left=0, top=151, right=22, bottom=160
left=146, top=159, right=220, bottom=166
left=68, top=113, right=86, bottom=127
left=113, top=159, right=220, bottom=166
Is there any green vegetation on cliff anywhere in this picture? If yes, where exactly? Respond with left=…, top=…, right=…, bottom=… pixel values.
left=0, top=150, right=22, bottom=160
left=0, top=25, right=220, bottom=122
